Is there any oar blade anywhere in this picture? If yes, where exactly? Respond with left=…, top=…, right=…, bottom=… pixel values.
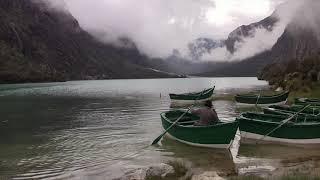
left=151, top=88, right=208, bottom=146
left=151, top=135, right=163, bottom=145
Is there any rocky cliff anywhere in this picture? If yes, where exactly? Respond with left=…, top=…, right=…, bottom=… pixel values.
left=198, top=0, right=320, bottom=84
left=258, top=0, right=320, bottom=90
left=225, top=14, right=279, bottom=53
left=0, top=0, right=178, bottom=83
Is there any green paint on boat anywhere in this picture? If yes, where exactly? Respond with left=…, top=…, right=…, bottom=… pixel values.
left=169, top=86, right=215, bottom=101
left=269, top=104, right=320, bottom=115
left=238, top=112, right=320, bottom=142
left=264, top=104, right=320, bottom=118
left=263, top=108, right=320, bottom=119
left=295, top=98, right=320, bottom=106
left=235, top=91, right=289, bottom=105
left=160, top=110, right=238, bottom=148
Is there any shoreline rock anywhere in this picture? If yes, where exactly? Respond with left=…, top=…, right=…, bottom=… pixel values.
left=114, top=163, right=175, bottom=180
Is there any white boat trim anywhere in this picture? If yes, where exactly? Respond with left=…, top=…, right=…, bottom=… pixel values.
left=240, top=131, right=320, bottom=144
left=165, top=132, right=232, bottom=149
left=236, top=100, right=287, bottom=107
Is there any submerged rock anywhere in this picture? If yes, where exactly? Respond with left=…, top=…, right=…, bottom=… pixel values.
left=191, top=171, right=224, bottom=180
left=146, top=163, right=175, bottom=177
left=114, top=163, right=175, bottom=180
left=114, top=168, right=146, bottom=180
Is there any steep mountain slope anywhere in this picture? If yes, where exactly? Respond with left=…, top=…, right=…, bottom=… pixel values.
left=225, top=14, right=278, bottom=53
left=195, top=13, right=278, bottom=77
left=0, top=0, right=178, bottom=83
left=258, top=0, right=320, bottom=88
left=187, top=38, right=224, bottom=61
left=196, top=51, right=271, bottom=77
left=197, top=0, right=320, bottom=80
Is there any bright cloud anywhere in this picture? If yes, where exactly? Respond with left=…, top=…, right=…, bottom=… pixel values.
left=47, top=0, right=289, bottom=60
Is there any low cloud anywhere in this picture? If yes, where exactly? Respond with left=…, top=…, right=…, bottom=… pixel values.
left=43, top=0, right=284, bottom=60
left=231, top=22, right=286, bottom=60
left=43, top=0, right=318, bottom=62
left=201, top=0, right=318, bottom=62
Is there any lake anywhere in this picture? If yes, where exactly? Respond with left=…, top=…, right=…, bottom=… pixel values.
left=2, top=77, right=315, bottom=179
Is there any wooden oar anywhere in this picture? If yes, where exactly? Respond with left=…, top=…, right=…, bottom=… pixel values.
left=255, top=91, right=261, bottom=111
left=151, top=88, right=206, bottom=145
left=256, top=104, right=311, bottom=144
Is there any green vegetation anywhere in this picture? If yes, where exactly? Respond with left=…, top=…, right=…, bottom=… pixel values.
left=0, top=0, right=179, bottom=84
left=287, top=83, right=320, bottom=104
left=260, top=57, right=320, bottom=93
left=228, top=175, right=320, bottom=180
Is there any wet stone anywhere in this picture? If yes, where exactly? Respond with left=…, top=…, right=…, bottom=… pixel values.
left=114, top=163, right=174, bottom=180
left=145, top=163, right=175, bottom=177
left=114, top=168, right=146, bottom=180
left=191, top=171, right=225, bottom=180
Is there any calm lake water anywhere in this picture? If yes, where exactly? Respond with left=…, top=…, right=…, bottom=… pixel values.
left=1, top=77, right=315, bottom=179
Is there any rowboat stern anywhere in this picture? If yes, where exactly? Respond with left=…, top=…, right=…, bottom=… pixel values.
left=160, top=111, right=239, bottom=149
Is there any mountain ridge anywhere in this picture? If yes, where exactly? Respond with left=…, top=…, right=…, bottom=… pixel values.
left=0, top=0, right=180, bottom=84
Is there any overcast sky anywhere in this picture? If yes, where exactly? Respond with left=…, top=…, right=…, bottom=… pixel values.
left=49, top=0, right=293, bottom=60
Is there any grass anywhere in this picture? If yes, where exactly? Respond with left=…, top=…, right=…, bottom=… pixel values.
left=279, top=176, right=320, bottom=180
left=228, top=175, right=320, bottom=180
left=287, top=83, right=320, bottom=104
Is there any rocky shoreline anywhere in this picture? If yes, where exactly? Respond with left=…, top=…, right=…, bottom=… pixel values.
left=258, top=58, right=320, bottom=92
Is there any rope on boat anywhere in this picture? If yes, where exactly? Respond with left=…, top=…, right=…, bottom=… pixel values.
left=255, top=104, right=311, bottom=144
left=255, top=91, right=261, bottom=111
left=151, top=89, right=205, bottom=145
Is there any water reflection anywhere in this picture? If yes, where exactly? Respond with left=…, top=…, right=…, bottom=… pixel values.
left=160, top=137, right=237, bottom=176
left=0, top=78, right=269, bottom=179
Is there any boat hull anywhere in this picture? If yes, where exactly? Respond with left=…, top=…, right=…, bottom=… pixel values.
left=169, top=87, right=215, bottom=103
left=236, top=100, right=287, bottom=107
left=240, top=131, right=320, bottom=144
left=269, top=104, right=320, bottom=115
left=238, top=113, right=320, bottom=145
left=295, top=98, right=320, bottom=106
left=161, top=111, right=238, bottom=149
left=263, top=108, right=320, bottom=119
left=170, top=95, right=214, bottom=106
left=235, top=91, right=289, bottom=106
left=165, top=133, right=233, bottom=149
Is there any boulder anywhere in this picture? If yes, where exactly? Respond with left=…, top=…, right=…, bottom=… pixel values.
left=146, top=163, right=175, bottom=178
left=114, top=168, right=146, bottom=180
left=191, top=171, right=224, bottom=180
left=114, top=163, right=175, bottom=180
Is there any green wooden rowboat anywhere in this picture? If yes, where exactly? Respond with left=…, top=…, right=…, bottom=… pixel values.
left=238, top=112, right=320, bottom=145
left=263, top=107, right=320, bottom=119
left=295, top=98, right=320, bottom=106
left=160, top=110, right=238, bottom=149
left=235, top=91, right=289, bottom=106
left=169, top=86, right=215, bottom=105
left=266, top=105, right=320, bottom=116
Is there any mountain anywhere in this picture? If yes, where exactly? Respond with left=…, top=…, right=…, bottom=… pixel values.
left=258, top=0, right=320, bottom=89
left=225, top=12, right=279, bottom=53
left=188, top=38, right=224, bottom=61
left=0, top=0, right=180, bottom=84
left=195, top=51, right=271, bottom=77
left=195, top=13, right=278, bottom=77
left=197, top=0, right=320, bottom=82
